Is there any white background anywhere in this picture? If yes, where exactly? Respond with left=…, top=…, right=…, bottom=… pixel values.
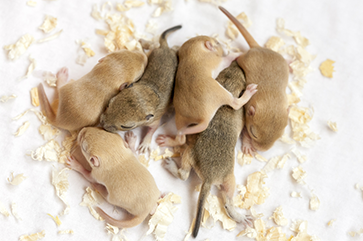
left=1, top=0, right=363, bottom=240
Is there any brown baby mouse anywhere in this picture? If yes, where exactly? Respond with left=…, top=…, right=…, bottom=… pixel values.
left=100, top=25, right=182, bottom=153
left=66, top=127, right=160, bottom=228
left=156, top=35, right=258, bottom=147
left=164, top=61, right=254, bottom=238
left=219, top=6, right=289, bottom=154
left=38, top=50, right=148, bottom=131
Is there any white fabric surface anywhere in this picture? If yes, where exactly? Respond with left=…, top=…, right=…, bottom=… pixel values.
left=1, top=0, right=362, bottom=240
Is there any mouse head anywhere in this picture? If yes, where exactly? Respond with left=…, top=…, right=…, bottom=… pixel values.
left=100, top=84, right=159, bottom=133
left=179, top=36, right=224, bottom=59
left=77, top=127, right=126, bottom=169
left=245, top=102, right=288, bottom=151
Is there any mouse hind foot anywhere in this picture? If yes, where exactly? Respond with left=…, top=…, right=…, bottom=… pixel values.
left=230, top=84, right=258, bottom=110
left=56, top=67, right=69, bottom=89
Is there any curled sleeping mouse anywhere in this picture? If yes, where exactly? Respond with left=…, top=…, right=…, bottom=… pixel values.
left=164, top=61, right=254, bottom=238
left=38, top=50, right=147, bottom=131
left=219, top=6, right=289, bottom=155
left=100, top=25, right=182, bottom=153
left=156, top=35, right=257, bottom=147
left=66, top=127, right=160, bottom=228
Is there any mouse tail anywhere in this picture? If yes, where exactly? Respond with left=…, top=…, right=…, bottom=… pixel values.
left=159, top=25, right=182, bottom=48
left=192, top=182, right=211, bottom=238
left=95, top=207, right=149, bottom=228
left=37, top=83, right=57, bottom=125
left=218, top=6, right=260, bottom=48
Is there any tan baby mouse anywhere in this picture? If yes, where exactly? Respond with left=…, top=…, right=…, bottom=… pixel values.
left=38, top=50, right=147, bottom=131
left=164, top=61, right=253, bottom=238
left=156, top=35, right=257, bottom=147
left=66, top=127, right=160, bottom=228
left=100, top=25, right=182, bottom=153
left=219, top=6, right=289, bottom=154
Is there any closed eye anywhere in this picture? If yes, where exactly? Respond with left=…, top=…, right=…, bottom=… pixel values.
left=250, top=126, right=257, bottom=139
left=121, top=124, right=135, bottom=129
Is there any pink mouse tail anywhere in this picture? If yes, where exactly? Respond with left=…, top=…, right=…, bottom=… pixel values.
left=95, top=207, right=149, bottom=228
left=37, top=83, right=57, bottom=125
left=219, top=6, right=260, bottom=48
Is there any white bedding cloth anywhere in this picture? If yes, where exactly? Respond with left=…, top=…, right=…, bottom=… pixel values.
left=1, top=0, right=363, bottom=240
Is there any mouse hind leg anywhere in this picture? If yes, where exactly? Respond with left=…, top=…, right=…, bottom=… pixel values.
left=164, top=145, right=193, bottom=181
left=221, top=173, right=254, bottom=228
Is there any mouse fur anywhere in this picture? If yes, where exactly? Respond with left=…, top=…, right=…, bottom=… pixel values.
left=219, top=6, right=289, bottom=154
left=100, top=25, right=182, bottom=153
left=156, top=36, right=257, bottom=147
left=164, top=61, right=253, bottom=238
left=66, top=127, right=160, bottom=228
left=38, top=50, right=147, bottom=131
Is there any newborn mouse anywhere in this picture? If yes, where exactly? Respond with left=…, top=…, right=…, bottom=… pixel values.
left=66, top=127, right=160, bottom=228
left=164, top=61, right=253, bottom=238
left=219, top=6, right=289, bottom=154
left=38, top=50, right=147, bottom=131
left=156, top=35, right=257, bottom=147
left=100, top=25, right=182, bottom=153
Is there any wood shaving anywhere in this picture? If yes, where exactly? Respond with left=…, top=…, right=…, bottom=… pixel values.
left=91, top=2, right=113, bottom=20
left=38, top=29, right=63, bottom=43
left=146, top=19, right=158, bottom=34
left=30, top=87, right=39, bottom=106
left=276, top=18, right=309, bottom=48
left=255, top=153, right=268, bottom=162
left=288, top=93, right=301, bottom=106
left=39, top=15, right=57, bottom=33
left=11, top=202, right=22, bottom=221
left=0, top=201, right=10, bottom=217
left=42, top=71, right=57, bottom=87
left=149, top=0, right=173, bottom=17
left=290, top=220, right=320, bottom=240
left=14, top=121, right=30, bottom=137
left=327, top=219, right=336, bottom=227
left=237, top=171, right=269, bottom=209
left=58, top=230, right=74, bottom=235
left=270, top=206, right=288, bottom=226
left=76, top=40, right=95, bottom=65
left=279, top=133, right=295, bottom=144
left=27, top=1, right=37, bottom=7
left=29, top=139, right=61, bottom=162
left=80, top=187, right=105, bottom=221
left=125, top=0, right=145, bottom=8
left=291, top=148, right=307, bottom=163
left=106, top=223, right=120, bottom=235
left=262, top=154, right=290, bottom=173
left=1, top=94, right=17, bottom=103
left=226, top=12, right=252, bottom=40
left=291, top=191, right=302, bottom=198
left=4, top=34, right=34, bottom=60
left=138, top=154, right=149, bottom=167
left=59, top=131, right=78, bottom=164
left=147, top=192, right=181, bottom=241
left=327, top=121, right=338, bottom=132
left=319, top=59, right=335, bottom=78
left=52, top=167, right=71, bottom=215
left=265, top=36, right=285, bottom=52
left=47, top=213, right=62, bottom=226
left=150, top=147, right=160, bottom=160
left=237, top=227, right=257, bottom=238
left=39, top=124, right=60, bottom=141
left=237, top=151, right=252, bottom=166
left=19, top=55, right=37, bottom=81
left=7, top=172, right=27, bottom=185
left=202, top=193, right=236, bottom=231
left=309, top=195, right=320, bottom=211
left=19, top=230, right=45, bottom=241
left=292, top=166, right=306, bottom=185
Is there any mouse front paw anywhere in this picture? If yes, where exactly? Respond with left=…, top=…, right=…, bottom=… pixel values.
left=56, top=67, right=69, bottom=86
left=244, top=84, right=258, bottom=98
left=66, top=156, right=82, bottom=172
left=156, top=135, right=168, bottom=146
left=138, top=142, right=150, bottom=154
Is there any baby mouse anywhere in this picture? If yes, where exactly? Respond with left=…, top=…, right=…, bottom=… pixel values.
left=66, top=127, right=160, bottom=228
left=219, top=6, right=289, bottom=154
left=38, top=50, right=147, bottom=131
left=100, top=25, right=182, bottom=153
left=164, top=61, right=253, bottom=238
left=156, top=35, right=257, bottom=147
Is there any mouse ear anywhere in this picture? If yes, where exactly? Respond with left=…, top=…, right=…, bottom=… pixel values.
left=90, top=156, right=100, bottom=167
left=146, top=114, right=154, bottom=121
left=248, top=106, right=255, bottom=117
left=119, top=82, right=129, bottom=91
left=98, top=57, right=105, bottom=63
left=205, top=41, right=215, bottom=51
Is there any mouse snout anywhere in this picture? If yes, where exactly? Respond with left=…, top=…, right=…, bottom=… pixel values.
left=103, top=125, right=117, bottom=133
